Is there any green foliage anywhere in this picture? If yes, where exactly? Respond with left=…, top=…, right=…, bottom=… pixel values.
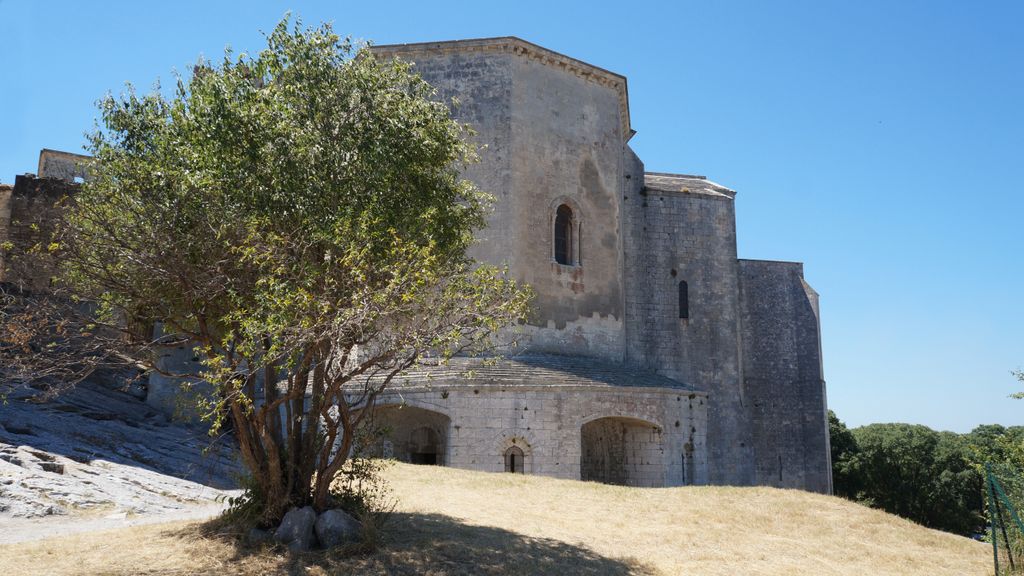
left=330, top=457, right=395, bottom=522
left=847, top=424, right=983, bottom=535
left=827, top=410, right=859, bottom=499
left=982, top=462, right=1024, bottom=574
left=67, top=17, right=502, bottom=357
left=828, top=414, right=988, bottom=536
left=829, top=410, right=1024, bottom=538
left=218, top=473, right=268, bottom=529
left=53, top=16, right=531, bottom=523
left=966, top=425, right=1024, bottom=472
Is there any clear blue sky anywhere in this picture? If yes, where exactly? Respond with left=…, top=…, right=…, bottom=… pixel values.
left=1, top=0, right=1021, bottom=433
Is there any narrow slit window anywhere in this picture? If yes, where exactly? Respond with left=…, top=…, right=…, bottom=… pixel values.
left=554, top=204, right=573, bottom=265
left=678, top=281, right=689, bottom=319
left=577, top=222, right=583, bottom=265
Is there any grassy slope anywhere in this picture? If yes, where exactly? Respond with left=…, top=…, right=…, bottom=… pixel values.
left=1, top=462, right=989, bottom=576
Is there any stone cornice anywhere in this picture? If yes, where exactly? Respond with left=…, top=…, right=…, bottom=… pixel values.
left=644, top=172, right=737, bottom=200
left=371, top=37, right=632, bottom=141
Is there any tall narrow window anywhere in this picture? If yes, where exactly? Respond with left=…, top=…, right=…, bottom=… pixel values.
left=678, top=281, right=689, bottom=319
left=554, top=204, right=573, bottom=265
left=504, top=446, right=525, bottom=473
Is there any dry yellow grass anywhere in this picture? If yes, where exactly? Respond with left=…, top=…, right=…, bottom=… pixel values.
left=0, top=462, right=990, bottom=575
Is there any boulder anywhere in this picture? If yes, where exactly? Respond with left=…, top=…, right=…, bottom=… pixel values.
left=246, top=527, right=275, bottom=547
left=315, top=508, right=361, bottom=549
left=274, top=506, right=318, bottom=551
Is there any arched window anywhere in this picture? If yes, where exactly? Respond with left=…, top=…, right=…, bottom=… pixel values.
left=504, top=446, right=525, bottom=473
left=678, top=281, right=689, bottom=319
left=554, top=204, right=574, bottom=265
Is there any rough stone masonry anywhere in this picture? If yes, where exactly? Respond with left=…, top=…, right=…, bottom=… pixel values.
left=364, top=37, right=831, bottom=492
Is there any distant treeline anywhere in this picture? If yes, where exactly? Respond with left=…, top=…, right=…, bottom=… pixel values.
left=829, top=411, right=1024, bottom=536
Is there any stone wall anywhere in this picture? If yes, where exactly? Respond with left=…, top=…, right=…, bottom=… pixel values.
left=0, top=184, right=11, bottom=285
left=738, top=259, right=831, bottom=493
left=622, top=166, right=755, bottom=485
left=146, top=334, right=212, bottom=424
left=368, top=354, right=709, bottom=486
left=580, top=417, right=668, bottom=487
left=37, top=149, right=90, bottom=182
left=373, top=39, right=629, bottom=362
left=376, top=47, right=515, bottom=272
left=370, top=405, right=451, bottom=465
left=507, top=49, right=627, bottom=361
left=0, top=175, right=76, bottom=291
left=373, top=382, right=707, bottom=486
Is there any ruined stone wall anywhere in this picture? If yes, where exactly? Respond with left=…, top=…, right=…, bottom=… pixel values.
left=0, top=175, right=76, bottom=291
left=37, top=149, right=90, bottom=182
left=146, top=333, right=212, bottom=424
left=738, top=259, right=831, bottom=493
left=621, top=164, right=755, bottom=485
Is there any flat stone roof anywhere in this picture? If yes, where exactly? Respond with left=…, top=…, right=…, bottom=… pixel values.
left=380, top=354, right=700, bottom=392
left=644, top=172, right=736, bottom=199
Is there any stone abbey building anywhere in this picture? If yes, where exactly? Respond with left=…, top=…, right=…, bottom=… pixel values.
left=365, top=38, right=832, bottom=493
left=0, top=38, right=831, bottom=493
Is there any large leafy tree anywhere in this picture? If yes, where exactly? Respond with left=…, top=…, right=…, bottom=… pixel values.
left=844, top=423, right=983, bottom=535
left=44, top=19, right=529, bottom=522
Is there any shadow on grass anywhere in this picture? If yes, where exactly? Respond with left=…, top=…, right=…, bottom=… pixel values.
left=187, top=511, right=652, bottom=575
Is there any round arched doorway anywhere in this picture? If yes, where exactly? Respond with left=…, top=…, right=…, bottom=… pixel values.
left=580, top=416, right=663, bottom=486
left=370, top=405, right=450, bottom=466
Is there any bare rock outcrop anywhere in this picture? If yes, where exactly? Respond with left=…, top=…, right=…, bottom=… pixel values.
left=0, top=376, right=241, bottom=527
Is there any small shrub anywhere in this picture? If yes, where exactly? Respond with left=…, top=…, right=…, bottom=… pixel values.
left=330, top=457, right=396, bottom=531
left=217, top=473, right=267, bottom=531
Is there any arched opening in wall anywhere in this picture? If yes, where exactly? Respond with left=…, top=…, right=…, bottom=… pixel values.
left=554, top=204, right=575, bottom=265
left=368, top=405, right=450, bottom=466
left=682, top=440, right=695, bottom=486
left=678, top=281, right=689, bottom=319
left=504, top=446, right=525, bottom=473
left=580, top=416, right=664, bottom=487
left=408, top=426, right=440, bottom=465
